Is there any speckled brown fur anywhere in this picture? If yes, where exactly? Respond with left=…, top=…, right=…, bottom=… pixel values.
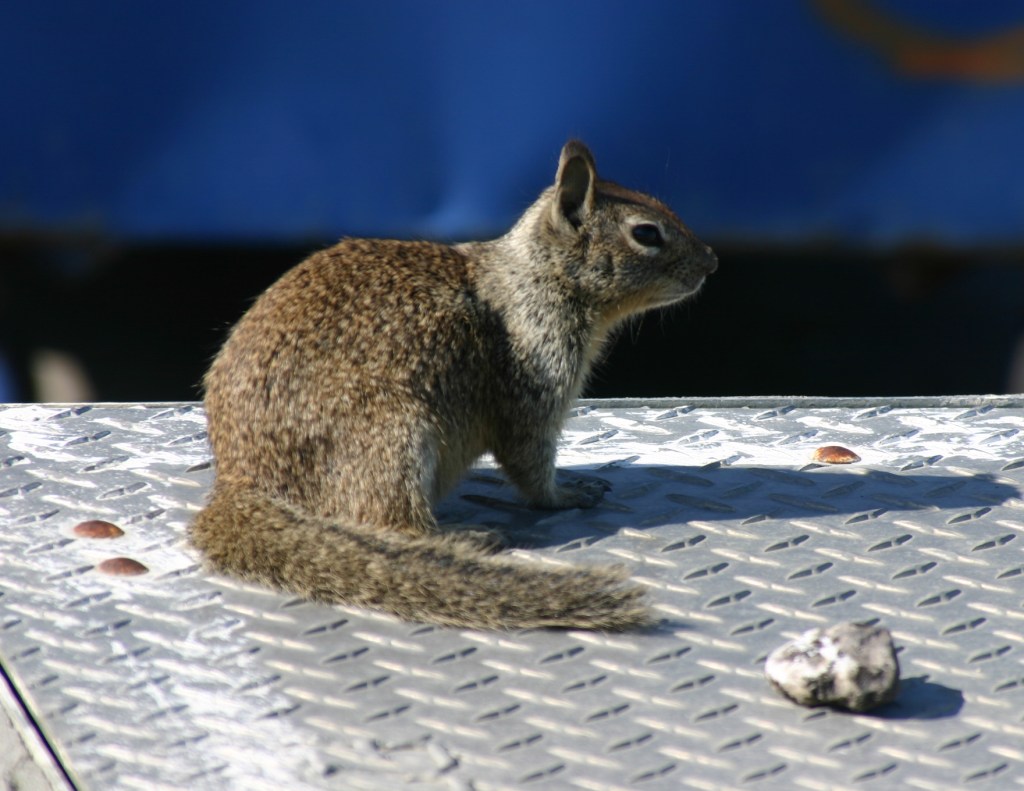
left=190, top=141, right=717, bottom=629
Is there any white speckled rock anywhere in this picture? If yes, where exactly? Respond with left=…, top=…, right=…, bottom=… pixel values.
left=765, top=623, right=900, bottom=712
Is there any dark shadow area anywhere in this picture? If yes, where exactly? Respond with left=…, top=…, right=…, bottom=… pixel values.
left=3, top=242, right=1024, bottom=402
left=439, top=463, right=1021, bottom=548
left=0, top=242, right=302, bottom=402
left=872, top=675, right=965, bottom=720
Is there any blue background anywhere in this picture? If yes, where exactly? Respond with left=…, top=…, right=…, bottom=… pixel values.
left=4, top=1, right=1024, bottom=247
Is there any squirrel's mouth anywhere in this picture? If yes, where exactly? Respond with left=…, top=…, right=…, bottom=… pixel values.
left=650, top=276, right=707, bottom=308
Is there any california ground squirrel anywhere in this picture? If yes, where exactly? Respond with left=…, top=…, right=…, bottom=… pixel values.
left=190, top=141, right=717, bottom=630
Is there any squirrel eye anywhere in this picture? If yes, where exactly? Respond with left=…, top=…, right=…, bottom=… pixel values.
left=631, top=223, right=664, bottom=248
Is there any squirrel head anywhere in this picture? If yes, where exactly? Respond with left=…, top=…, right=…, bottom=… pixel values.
left=545, top=140, right=717, bottom=325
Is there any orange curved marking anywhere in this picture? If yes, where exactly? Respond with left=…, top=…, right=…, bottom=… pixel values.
left=813, top=0, right=1024, bottom=81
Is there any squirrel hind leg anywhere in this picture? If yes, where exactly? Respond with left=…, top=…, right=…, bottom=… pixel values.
left=313, top=443, right=444, bottom=539
left=337, top=410, right=488, bottom=539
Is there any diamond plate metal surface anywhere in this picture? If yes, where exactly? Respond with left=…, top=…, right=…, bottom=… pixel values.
left=2, top=400, right=1024, bottom=789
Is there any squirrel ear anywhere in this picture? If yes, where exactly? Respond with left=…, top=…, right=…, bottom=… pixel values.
left=552, top=140, right=597, bottom=230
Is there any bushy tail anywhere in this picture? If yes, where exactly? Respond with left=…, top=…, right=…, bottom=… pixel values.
left=189, top=484, right=650, bottom=630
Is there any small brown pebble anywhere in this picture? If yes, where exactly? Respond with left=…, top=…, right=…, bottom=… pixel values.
left=812, top=445, right=861, bottom=464
left=73, top=520, right=125, bottom=538
left=96, top=557, right=148, bottom=576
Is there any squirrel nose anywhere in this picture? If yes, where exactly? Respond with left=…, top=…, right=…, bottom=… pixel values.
left=700, top=246, right=718, bottom=275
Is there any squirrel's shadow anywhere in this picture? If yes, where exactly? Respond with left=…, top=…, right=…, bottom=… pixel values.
left=437, top=462, right=1020, bottom=549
